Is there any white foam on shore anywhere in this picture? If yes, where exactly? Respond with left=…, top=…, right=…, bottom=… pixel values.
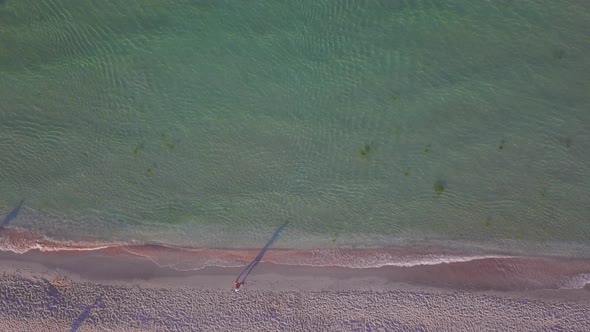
left=0, top=228, right=125, bottom=254
left=268, top=253, right=514, bottom=269
left=246, top=248, right=516, bottom=270
left=0, top=228, right=517, bottom=271
left=559, top=273, right=590, bottom=289
left=121, top=245, right=516, bottom=271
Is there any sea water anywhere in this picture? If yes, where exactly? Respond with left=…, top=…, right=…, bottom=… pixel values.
left=0, top=0, right=589, bottom=256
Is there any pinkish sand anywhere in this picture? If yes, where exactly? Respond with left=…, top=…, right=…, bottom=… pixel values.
left=0, top=247, right=590, bottom=331
left=1, top=228, right=590, bottom=331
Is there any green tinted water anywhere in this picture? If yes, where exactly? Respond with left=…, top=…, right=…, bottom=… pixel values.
left=0, top=0, right=589, bottom=252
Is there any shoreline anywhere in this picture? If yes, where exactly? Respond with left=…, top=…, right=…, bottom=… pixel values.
left=1, top=227, right=590, bottom=294
left=1, top=249, right=590, bottom=331
left=1, top=246, right=590, bottom=295
left=3, top=227, right=590, bottom=269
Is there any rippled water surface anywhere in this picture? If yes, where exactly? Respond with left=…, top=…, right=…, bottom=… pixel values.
left=0, top=0, right=589, bottom=254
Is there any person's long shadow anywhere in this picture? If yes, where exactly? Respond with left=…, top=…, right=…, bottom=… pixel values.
left=69, top=296, right=103, bottom=332
left=234, top=220, right=289, bottom=290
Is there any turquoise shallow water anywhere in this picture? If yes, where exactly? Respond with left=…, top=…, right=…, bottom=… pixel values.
left=0, top=0, right=589, bottom=253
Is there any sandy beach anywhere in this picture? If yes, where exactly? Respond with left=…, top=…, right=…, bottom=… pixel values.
left=1, top=248, right=589, bottom=331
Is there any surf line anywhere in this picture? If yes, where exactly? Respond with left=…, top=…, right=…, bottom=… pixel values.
left=234, top=220, right=289, bottom=291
